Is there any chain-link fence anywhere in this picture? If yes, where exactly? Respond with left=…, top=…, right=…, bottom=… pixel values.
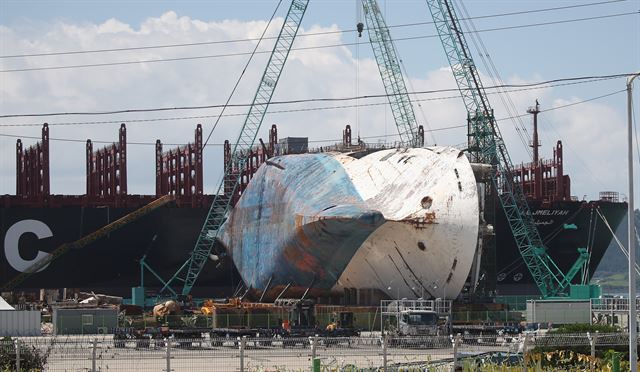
left=1, top=332, right=637, bottom=371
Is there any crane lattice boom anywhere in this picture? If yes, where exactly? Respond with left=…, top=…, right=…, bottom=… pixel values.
left=171, top=0, right=309, bottom=296
left=362, top=0, right=419, bottom=147
left=425, top=0, right=582, bottom=297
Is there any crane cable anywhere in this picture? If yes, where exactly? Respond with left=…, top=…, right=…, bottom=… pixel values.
left=583, top=207, right=598, bottom=284
left=596, top=207, right=640, bottom=277
left=1, top=11, right=636, bottom=74
left=0, top=0, right=626, bottom=60
left=0, top=80, right=624, bottom=129
left=0, top=73, right=630, bottom=119
left=498, top=204, right=586, bottom=279
left=456, top=0, right=533, bottom=158
left=201, top=0, right=285, bottom=148
left=355, top=0, right=363, bottom=141
left=0, top=86, right=626, bottom=146
left=398, top=57, right=437, bottom=145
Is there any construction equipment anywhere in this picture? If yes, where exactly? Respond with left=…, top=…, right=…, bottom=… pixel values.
left=361, top=0, right=420, bottom=147
left=160, top=0, right=310, bottom=297
left=115, top=298, right=361, bottom=347
left=424, top=0, right=590, bottom=298
left=152, top=300, right=181, bottom=318
left=2, top=194, right=175, bottom=291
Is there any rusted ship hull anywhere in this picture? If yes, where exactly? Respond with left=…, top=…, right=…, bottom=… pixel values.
left=218, top=146, right=480, bottom=300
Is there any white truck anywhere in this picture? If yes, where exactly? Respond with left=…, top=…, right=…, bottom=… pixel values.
left=381, top=299, right=451, bottom=338
left=397, top=309, right=439, bottom=336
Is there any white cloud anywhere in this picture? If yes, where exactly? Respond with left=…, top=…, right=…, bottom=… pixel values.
left=0, top=11, right=634, bottom=203
left=544, top=97, right=627, bottom=197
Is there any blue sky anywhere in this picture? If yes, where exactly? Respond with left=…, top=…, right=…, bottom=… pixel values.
left=2, top=0, right=637, bottom=79
left=0, top=0, right=639, bottom=202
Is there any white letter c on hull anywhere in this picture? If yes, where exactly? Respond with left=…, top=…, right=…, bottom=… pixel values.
left=4, top=220, right=52, bottom=273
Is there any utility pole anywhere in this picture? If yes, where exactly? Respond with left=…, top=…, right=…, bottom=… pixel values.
left=627, top=71, right=639, bottom=372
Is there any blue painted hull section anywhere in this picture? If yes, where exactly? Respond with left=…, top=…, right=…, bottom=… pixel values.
left=218, top=153, right=385, bottom=295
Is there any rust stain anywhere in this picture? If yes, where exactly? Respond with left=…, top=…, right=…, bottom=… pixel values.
left=425, top=212, right=436, bottom=223
left=283, top=244, right=324, bottom=276
left=296, top=226, right=313, bottom=248
left=400, top=211, right=437, bottom=229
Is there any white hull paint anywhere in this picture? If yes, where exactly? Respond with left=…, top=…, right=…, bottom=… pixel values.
left=333, top=146, right=480, bottom=299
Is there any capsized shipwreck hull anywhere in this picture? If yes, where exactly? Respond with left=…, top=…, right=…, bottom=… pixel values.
left=218, top=146, right=480, bottom=300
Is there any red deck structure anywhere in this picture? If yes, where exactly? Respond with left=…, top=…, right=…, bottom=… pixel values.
left=224, top=124, right=277, bottom=205
left=515, top=140, right=571, bottom=202
left=85, top=124, right=128, bottom=205
left=2, top=117, right=581, bottom=209
left=155, top=124, right=204, bottom=206
left=16, top=123, right=50, bottom=200
left=512, top=102, right=571, bottom=203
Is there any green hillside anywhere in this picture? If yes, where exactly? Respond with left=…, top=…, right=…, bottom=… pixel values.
left=592, top=209, right=640, bottom=292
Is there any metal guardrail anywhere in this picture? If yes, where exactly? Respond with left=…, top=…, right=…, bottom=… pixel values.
left=591, top=297, right=640, bottom=311
left=380, top=299, right=452, bottom=315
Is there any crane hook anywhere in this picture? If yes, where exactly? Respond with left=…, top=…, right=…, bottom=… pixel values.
left=357, top=22, right=364, bottom=37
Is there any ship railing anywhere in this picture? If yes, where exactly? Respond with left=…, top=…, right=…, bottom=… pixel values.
left=308, top=140, right=427, bottom=154
left=599, top=191, right=621, bottom=202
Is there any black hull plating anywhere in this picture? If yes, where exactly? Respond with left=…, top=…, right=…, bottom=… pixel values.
left=0, top=199, right=626, bottom=297
left=0, top=204, right=239, bottom=297
left=494, top=200, right=627, bottom=295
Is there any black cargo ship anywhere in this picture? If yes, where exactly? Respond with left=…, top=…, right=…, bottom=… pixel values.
left=489, top=103, right=627, bottom=296
left=2, top=123, right=240, bottom=297
left=493, top=197, right=626, bottom=295
left=0, top=122, right=626, bottom=297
